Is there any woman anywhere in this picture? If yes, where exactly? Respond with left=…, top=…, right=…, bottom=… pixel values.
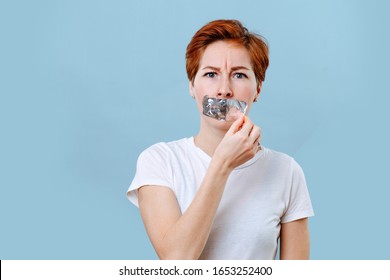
left=127, top=19, right=314, bottom=260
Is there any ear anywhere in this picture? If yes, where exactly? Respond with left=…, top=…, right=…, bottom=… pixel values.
left=189, top=80, right=195, bottom=99
left=257, top=82, right=262, bottom=94
left=254, top=82, right=262, bottom=102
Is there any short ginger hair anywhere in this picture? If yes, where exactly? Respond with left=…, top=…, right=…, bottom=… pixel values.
left=185, top=19, right=269, bottom=84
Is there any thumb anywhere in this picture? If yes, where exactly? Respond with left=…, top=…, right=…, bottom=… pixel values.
left=227, top=115, right=245, bottom=135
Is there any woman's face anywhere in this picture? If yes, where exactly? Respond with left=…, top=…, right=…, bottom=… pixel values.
left=190, top=40, right=261, bottom=126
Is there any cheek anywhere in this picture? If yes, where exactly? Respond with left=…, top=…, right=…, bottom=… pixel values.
left=233, top=83, right=257, bottom=102
left=193, top=74, right=218, bottom=96
left=191, top=85, right=205, bottom=112
left=193, top=81, right=213, bottom=97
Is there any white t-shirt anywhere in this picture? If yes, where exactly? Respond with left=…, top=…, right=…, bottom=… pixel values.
left=127, top=137, right=314, bottom=260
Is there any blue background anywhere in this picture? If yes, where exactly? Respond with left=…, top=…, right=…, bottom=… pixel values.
left=1, top=0, right=389, bottom=259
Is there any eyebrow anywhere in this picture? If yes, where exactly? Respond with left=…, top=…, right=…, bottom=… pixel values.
left=201, top=66, right=251, bottom=71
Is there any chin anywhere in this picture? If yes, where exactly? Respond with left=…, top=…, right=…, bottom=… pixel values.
left=203, top=116, right=234, bottom=131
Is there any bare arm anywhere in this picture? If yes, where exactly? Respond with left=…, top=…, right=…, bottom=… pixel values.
left=138, top=160, right=230, bottom=260
left=279, top=218, right=310, bottom=259
left=138, top=116, right=260, bottom=259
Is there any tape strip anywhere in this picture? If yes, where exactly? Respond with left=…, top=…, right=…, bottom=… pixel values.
left=202, top=95, right=248, bottom=121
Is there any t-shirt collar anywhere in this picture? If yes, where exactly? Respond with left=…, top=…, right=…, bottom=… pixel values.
left=188, top=136, right=265, bottom=170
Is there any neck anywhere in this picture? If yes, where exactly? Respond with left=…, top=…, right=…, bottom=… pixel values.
left=194, top=118, right=229, bottom=157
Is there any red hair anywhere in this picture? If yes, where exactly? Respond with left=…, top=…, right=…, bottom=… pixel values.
left=186, top=19, right=269, bottom=84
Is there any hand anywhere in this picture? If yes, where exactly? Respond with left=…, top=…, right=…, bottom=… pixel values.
left=213, top=115, right=261, bottom=171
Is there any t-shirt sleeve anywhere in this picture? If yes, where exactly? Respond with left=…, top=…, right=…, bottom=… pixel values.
left=281, top=159, right=314, bottom=223
left=126, top=143, right=173, bottom=208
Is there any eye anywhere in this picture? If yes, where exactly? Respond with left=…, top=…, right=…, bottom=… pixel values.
left=204, top=72, right=217, bottom=78
left=233, top=72, right=248, bottom=79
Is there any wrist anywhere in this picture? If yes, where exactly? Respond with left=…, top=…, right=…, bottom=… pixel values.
left=210, top=155, right=234, bottom=175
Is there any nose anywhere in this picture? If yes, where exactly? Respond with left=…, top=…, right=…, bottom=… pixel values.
left=217, top=76, right=233, bottom=98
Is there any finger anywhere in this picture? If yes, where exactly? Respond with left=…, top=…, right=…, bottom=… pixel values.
left=252, top=133, right=262, bottom=152
left=227, top=114, right=245, bottom=135
left=250, top=126, right=261, bottom=143
left=239, top=116, right=254, bottom=136
left=255, top=139, right=262, bottom=151
left=254, top=135, right=261, bottom=146
left=254, top=135, right=261, bottom=149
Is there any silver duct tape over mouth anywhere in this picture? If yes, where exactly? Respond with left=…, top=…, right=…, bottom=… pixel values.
left=202, top=95, right=248, bottom=121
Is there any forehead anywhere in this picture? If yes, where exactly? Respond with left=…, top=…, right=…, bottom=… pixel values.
left=199, top=40, right=252, bottom=68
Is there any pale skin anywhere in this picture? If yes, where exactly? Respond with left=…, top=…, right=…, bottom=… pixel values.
left=138, top=40, right=310, bottom=260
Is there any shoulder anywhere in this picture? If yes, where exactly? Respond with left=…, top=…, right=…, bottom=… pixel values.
left=262, top=147, right=299, bottom=169
left=260, top=147, right=306, bottom=181
left=138, top=138, right=191, bottom=161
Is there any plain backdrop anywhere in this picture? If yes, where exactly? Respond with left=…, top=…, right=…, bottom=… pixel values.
left=1, top=0, right=389, bottom=259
